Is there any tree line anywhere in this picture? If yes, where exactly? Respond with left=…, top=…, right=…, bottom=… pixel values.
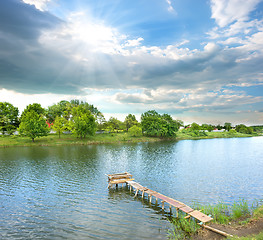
left=0, top=100, right=260, bottom=142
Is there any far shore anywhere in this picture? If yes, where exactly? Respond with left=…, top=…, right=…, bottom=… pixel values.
left=0, top=131, right=261, bottom=148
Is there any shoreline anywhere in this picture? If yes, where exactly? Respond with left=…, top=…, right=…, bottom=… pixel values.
left=0, top=131, right=261, bottom=148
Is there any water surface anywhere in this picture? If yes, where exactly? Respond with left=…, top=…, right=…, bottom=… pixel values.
left=0, top=137, right=262, bottom=239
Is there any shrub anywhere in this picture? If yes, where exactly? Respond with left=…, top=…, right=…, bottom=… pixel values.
left=128, top=125, right=142, bottom=137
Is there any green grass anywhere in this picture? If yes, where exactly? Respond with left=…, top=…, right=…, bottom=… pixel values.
left=230, top=231, right=263, bottom=240
left=168, top=202, right=263, bottom=240
left=253, top=205, right=263, bottom=219
left=0, top=132, right=164, bottom=147
left=168, top=214, right=200, bottom=240
left=0, top=129, right=257, bottom=148
left=195, top=200, right=251, bottom=225
left=176, top=131, right=256, bottom=140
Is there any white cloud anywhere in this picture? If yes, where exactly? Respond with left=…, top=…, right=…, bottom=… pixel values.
left=166, top=0, right=175, bottom=13
left=23, top=0, right=51, bottom=11
left=209, top=0, right=263, bottom=41
left=210, top=0, right=261, bottom=28
left=124, top=37, right=144, bottom=47
left=113, top=87, right=262, bottom=114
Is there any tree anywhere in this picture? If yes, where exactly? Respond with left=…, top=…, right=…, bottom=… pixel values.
left=235, top=124, right=253, bottom=134
left=18, top=110, right=49, bottom=142
left=141, top=110, right=179, bottom=137
left=224, top=122, right=232, bottom=131
left=21, top=103, right=45, bottom=119
left=0, top=102, right=19, bottom=135
left=52, top=116, right=67, bottom=138
left=46, top=102, right=67, bottom=123
left=124, top=114, right=138, bottom=130
left=128, top=125, right=142, bottom=137
left=71, top=106, right=96, bottom=138
left=106, top=117, right=125, bottom=132
left=190, top=122, right=200, bottom=131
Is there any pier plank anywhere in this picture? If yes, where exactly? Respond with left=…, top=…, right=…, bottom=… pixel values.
left=107, top=173, right=213, bottom=224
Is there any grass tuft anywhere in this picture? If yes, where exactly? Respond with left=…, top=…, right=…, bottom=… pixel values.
left=168, top=214, right=200, bottom=240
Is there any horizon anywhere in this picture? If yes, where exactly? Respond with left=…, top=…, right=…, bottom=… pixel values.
left=0, top=0, right=263, bottom=125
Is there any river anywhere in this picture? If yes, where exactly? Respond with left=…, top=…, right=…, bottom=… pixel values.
left=0, top=136, right=262, bottom=239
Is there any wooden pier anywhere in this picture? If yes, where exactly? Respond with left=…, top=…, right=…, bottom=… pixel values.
left=107, top=172, right=212, bottom=223
left=107, top=172, right=233, bottom=238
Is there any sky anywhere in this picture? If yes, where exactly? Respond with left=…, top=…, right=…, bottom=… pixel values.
left=0, top=0, right=263, bottom=125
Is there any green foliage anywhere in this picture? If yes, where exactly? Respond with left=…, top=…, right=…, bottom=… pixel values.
left=0, top=102, right=19, bottom=135
left=141, top=110, right=179, bottom=137
left=236, top=124, right=253, bottom=134
left=18, top=110, right=49, bottom=142
left=253, top=205, right=263, bottom=219
left=52, top=116, right=67, bottom=138
left=190, top=122, right=200, bottom=131
left=232, top=200, right=250, bottom=219
left=46, top=100, right=104, bottom=124
left=196, top=200, right=251, bottom=225
left=128, top=125, right=142, bottom=136
left=168, top=214, right=200, bottom=240
left=199, top=124, right=214, bottom=132
left=251, top=125, right=263, bottom=133
left=106, top=117, right=125, bottom=132
left=197, top=202, right=230, bottom=224
left=71, top=105, right=96, bottom=138
left=124, top=114, right=138, bottom=130
left=21, top=103, right=45, bottom=119
left=46, top=101, right=67, bottom=123
left=230, top=231, right=263, bottom=240
left=224, top=122, right=232, bottom=131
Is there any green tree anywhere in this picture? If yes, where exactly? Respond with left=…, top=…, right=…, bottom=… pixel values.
left=141, top=110, right=179, bottom=137
left=52, top=116, right=67, bottom=138
left=71, top=106, right=96, bottom=138
left=236, top=124, right=253, bottom=134
left=190, top=122, right=200, bottom=131
left=124, top=114, right=138, bottom=130
left=21, top=103, right=45, bottom=119
left=106, top=117, right=125, bottom=132
left=46, top=101, right=67, bottom=123
left=128, top=125, right=142, bottom=137
left=18, top=110, right=49, bottom=142
left=0, top=102, right=19, bottom=135
left=224, top=122, right=232, bottom=131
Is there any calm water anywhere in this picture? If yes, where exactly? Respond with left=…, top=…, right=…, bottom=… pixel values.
left=0, top=137, right=263, bottom=239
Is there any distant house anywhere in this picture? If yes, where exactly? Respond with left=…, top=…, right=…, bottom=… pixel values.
left=46, top=121, right=53, bottom=128
left=212, top=128, right=225, bottom=132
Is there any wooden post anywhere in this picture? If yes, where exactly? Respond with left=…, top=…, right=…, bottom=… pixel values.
left=176, top=208, right=178, bottom=218
left=130, top=185, right=132, bottom=192
left=162, top=201, right=165, bottom=210
left=169, top=205, right=172, bottom=213
left=142, top=190, right=144, bottom=198
left=134, top=189, right=139, bottom=198
left=156, top=197, right=158, bottom=205
left=149, top=195, right=152, bottom=204
left=200, top=224, right=233, bottom=238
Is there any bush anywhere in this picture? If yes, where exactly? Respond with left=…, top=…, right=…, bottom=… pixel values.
left=128, top=125, right=142, bottom=137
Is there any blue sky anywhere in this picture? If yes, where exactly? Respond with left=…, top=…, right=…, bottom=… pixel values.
left=0, top=0, right=263, bottom=125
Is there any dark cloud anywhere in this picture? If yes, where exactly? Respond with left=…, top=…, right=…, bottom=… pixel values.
left=0, top=0, right=61, bottom=40
left=0, top=0, right=262, bottom=100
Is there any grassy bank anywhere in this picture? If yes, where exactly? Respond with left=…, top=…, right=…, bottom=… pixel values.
left=168, top=202, right=263, bottom=240
left=176, top=131, right=258, bottom=140
left=0, top=132, right=166, bottom=147
left=0, top=131, right=260, bottom=147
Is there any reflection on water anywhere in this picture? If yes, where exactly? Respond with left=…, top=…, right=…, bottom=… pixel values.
left=0, top=137, right=263, bottom=239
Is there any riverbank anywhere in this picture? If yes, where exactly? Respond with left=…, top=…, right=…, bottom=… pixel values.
left=0, top=132, right=164, bottom=147
left=169, top=203, right=263, bottom=240
left=196, top=204, right=263, bottom=240
left=0, top=131, right=260, bottom=147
